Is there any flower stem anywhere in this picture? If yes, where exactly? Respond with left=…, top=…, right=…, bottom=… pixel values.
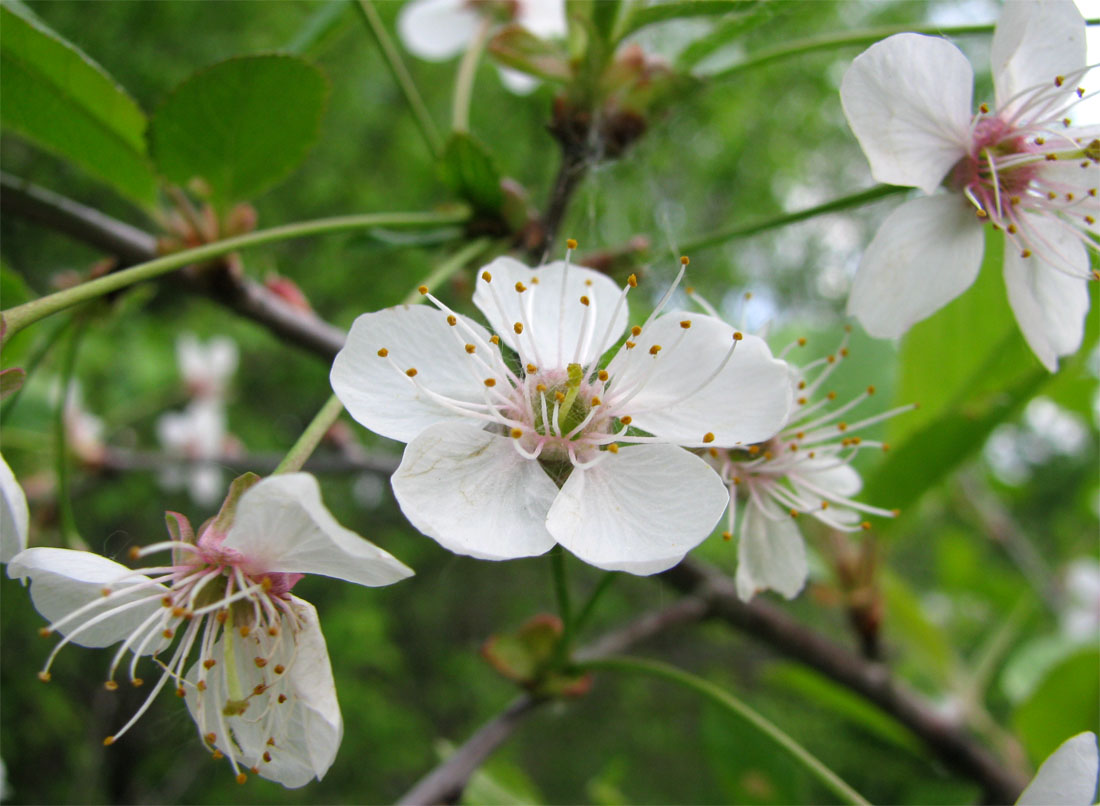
left=572, top=572, right=617, bottom=636
left=54, top=316, right=87, bottom=548
left=680, top=184, right=906, bottom=254
left=708, top=22, right=996, bottom=81
left=581, top=655, right=872, bottom=806
left=272, top=394, right=345, bottom=475
left=550, top=546, right=573, bottom=645
left=0, top=208, right=470, bottom=341
left=355, top=0, right=444, bottom=158
left=452, top=19, right=491, bottom=134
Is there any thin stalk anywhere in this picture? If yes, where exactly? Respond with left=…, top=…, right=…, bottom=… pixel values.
left=1, top=208, right=470, bottom=340
left=680, top=184, right=906, bottom=254
left=452, top=19, right=491, bottom=134
left=273, top=394, right=345, bottom=475
left=582, top=656, right=872, bottom=806
left=401, top=237, right=492, bottom=305
left=572, top=572, right=618, bottom=637
left=710, top=22, right=997, bottom=81
left=355, top=0, right=444, bottom=158
left=54, top=316, right=88, bottom=547
left=550, top=546, right=573, bottom=647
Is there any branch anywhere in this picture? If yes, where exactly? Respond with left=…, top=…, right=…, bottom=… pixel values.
left=659, top=558, right=1028, bottom=804
left=396, top=596, right=709, bottom=805
left=97, top=448, right=400, bottom=476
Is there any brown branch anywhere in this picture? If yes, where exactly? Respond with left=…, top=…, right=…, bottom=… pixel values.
left=1, top=173, right=345, bottom=360
left=396, top=596, right=709, bottom=805
left=660, top=558, right=1028, bottom=804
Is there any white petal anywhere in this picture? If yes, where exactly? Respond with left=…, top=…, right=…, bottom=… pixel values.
left=840, top=34, right=972, bottom=194
left=0, top=453, right=29, bottom=563
left=471, top=257, right=628, bottom=369
left=608, top=314, right=791, bottom=447
left=991, top=0, right=1086, bottom=111
left=1003, top=216, right=1089, bottom=372
left=497, top=66, right=540, bottom=94
left=516, top=0, right=567, bottom=38
left=391, top=421, right=558, bottom=560
left=223, top=473, right=413, bottom=587
left=848, top=194, right=986, bottom=338
left=735, top=500, right=809, bottom=601
left=188, top=463, right=225, bottom=507
left=1017, top=731, right=1099, bottom=805
left=185, top=597, right=342, bottom=788
left=796, top=457, right=863, bottom=498
left=547, top=443, right=728, bottom=575
left=331, top=305, right=495, bottom=443
left=397, top=0, right=481, bottom=61
left=6, top=547, right=166, bottom=648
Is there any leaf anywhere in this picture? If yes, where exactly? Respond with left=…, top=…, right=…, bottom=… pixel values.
left=489, top=24, right=573, bottom=83
left=1013, top=647, right=1100, bottom=766
left=0, top=368, right=26, bottom=401
left=148, top=54, right=329, bottom=207
left=438, top=133, right=504, bottom=213
left=0, top=2, right=157, bottom=206
left=677, top=2, right=778, bottom=71
left=616, top=0, right=755, bottom=41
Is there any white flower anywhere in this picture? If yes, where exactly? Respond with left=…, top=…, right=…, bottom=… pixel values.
left=331, top=255, right=792, bottom=575
left=397, top=0, right=566, bottom=93
left=176, top=333, right=238, bottom=401
left=703, top=331, right=910, bottom=601
left=1061, top=558, right=1100, bottom=642
left=0, top=453, right=29, bottom=563
left=156, top=400, right=234, bottom=506
left=63, top=381, right=106, bottom=466
left=6, top=473, right=413, bottom=787
left=841, top=0, right=1097, bottom=371
left=1017, top=731, right=1098, bottom=805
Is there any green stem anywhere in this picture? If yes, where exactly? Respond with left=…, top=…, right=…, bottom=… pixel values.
left=401, top=237, right=492, bottom=305
left=582, top=656, right=872, bottom=806
left=551, top=546, right=573, bottom=653
left=680, top=184, right=906, bottom=254
left=54, top=316, right=87, bottom=547
left=1, top=317, right=70, bottom=421
left=710, top=23, right=996, bottom=81
left=572, top=572, right=617, bottom=636
left=1, top=208, right=470, bottom=340
left=273, top=394, right=345, bottom=475
left=355, top=0, right=444, bottom=158
left=452, top=19, right=491, bottom=134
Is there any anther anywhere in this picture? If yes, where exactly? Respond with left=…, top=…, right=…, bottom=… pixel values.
left=627, top=274, right=638, bottom=288
left=197, top=680, right=207, bottom=692
left=132, top=678, right=144, bottom=687
left=826, top=354, right=836, bottom=364
left=591, top=396, right=601, bottom=406
left=789, top=509, right=799, bottom=519
left=867, top=385, right=876, bottom=395
left=861, top=522, right=872, bottom=531
left=566, top=238, right=578, bottom=250
left=128, top=546, right=141, bottom=561
left=526, top=363, right=537, bottom=373
left=837, top=422, right=848, bottom=431
left=162, top=596, right=173, bottom=607
left=204, top=658, right=217, bottom=669
left=447, top=315, right=457, bottom=326
left=797, top=337, right=807, bottom=346
left=680, top=256, right=690, bottom=265
left=797, top=397, right=807, bottom=405
left=554, top=391, right=565, bottom=402
left=253, top=684, right=267, bottom=695
left=406, top=368, right=418, bottom=377
left=1078, top=87, right=1086, bottom=98
left=979, top=103, right=989, bottom=113
left=607, top=444, right=619, bottom=454
left=733, top=332, right=743, bottom=341
left=511, top=428, right=523, bottom=439
left=465, top=344, right=476, bottom=354
left=649, top=345, right=662, bottom=355
left=377, top=348, right=389, bottom=357
left=263, top=752, right=272, bottom=763
left=278, top=694, right=288, bottom=703
left=105, top=680, right=119, bottom=691
left=204, top=732, right=216, bottom=744
left=1021, top=250, right=1032, bottom=258
left=38, top=628, right=51, bottom=638
left=481, top=271, right=492, bottom=282
left=515, top=282, right=527, bottom=293
left=597, top=370, right=609, bottom=381
left=418, top=285, right=428, bottom=295
left=625, top=341, right=636, bottom=349
left=821, top=501, right=829, bottom=510
left=708, top=447, right=718, bottom=458
left=274, top=665, right=285, bottom=675
left=103, top=736, right=115, bottom=746
left=175, top=687, right=185, bottom=698
left=536, top=383, right=547, bottom=392
left=172, top=607, right=186, bottom=618
left=620, top=415, right=632, bottom=425
left=251, top=766, right=260, bottom=775
left=239, top=625, right=251, bottom=637
left=490, top=335, right=500, bottom=345
left=827, top=391, right=837, bottom=400
left=680, top=320, right=691, bottom=329
left=703, top=432, right=715, bottom=443
left=580, top=295, right=590, bottom=306
left=216, top=611, right=228, bottom=624
left=236, top=773, right=247, bottom=785
left=254, top=657, right=268, bottom=668
left=268, top=626, right=279, bottom=636
left=1056, top=75, right=1065, bottom=87
left=212, top=750, right=224, bottom=760
left=722, top=531, right=732, bottom=541
left=162, top=629, right=174, bottom=639
left=840, top=348, right=849, bottom=357
left=514, top=322, right=523, bottom=334
left=484, top=378, right=496, bottom=387
left=631, top=326, right=642, bottom=337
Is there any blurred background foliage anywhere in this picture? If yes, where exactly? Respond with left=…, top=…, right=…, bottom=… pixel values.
left=1, top=0, right=1097, bottom=803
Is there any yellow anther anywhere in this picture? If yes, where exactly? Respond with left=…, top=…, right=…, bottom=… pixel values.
left=1007, top=224, right=1017, bottom=234
left=204, top=732, right=216, bottom=744
left=591, top=396, right=601, bottom=406
left=866, top=385, right=876, bottom=395
left=254, top=657, right=268, bottom=668
left=680, top=256, right=690, bottom=265
left=861, top=521, right=872, bottom=531
left=620, top=415, right=632, bottom=425
left=1078, top=87, right=1086, bottom=98
left=274, top=664, right=285, bottom=675
left=789, top=443, right=799, bottom=451
left=482, top=271, right=492, bottom=282
left=680, top=320, right=692, bottom=329
left=882, top=443, right=891, bottom=452
left=511, top=428, right=523, bottom=439
left=748, top=445, right=761, bottom=456
left=708, top=447, right=718, bottom=458
left=979, top=103, right=989, bottom=113
left=377, top=348, right=389, bottom=357
left=38, top=671, right=51, bottom=682
left=631, top=325, right=642, bottom=337
left=406, top=368, right=418, bottom=377
left=175, top=687, right=186, bottom=698
left=649, top=344, right=662, bottom=355
left=105, top=680, right=119, bottom=691
left=172, top=606, right=186, bottom=618
left=128, top=546, right=141, bottom=561
left=278, top=694, right=288, bottom=703
left=251, top=766, right=260, bottom=775
left=580, top=295, right=590, bottom=306
left=821, top=501, right=829, bottom=510
left=239, top=625, right=251, bottom=637
left=722, top=531, right=733, bottom=541
left=840, top=347, right=849, bottom=357
left=132, top=678, right=144, bottom=687
left=236, top=773, right=248, bottom=785
left=826, top=354, right=836, bottom=364
left=554, top=391, right=565, bottom=402
left=38, top=627, right=51, bottom=637
left=216, top=611, right=228, bottom=624
left=465, top=344, right=476, bottom=354
left=733, top=332, right=743, bottom=341
left=263, top=752, right=272, bottom=763
left=197, top=680, right=206, bottom=691
left=203, top=658, right=217, bottom=669
left=607, top=443, right=619, bottom=453
left=837, top=422, right=848, bottom=431
left=597, top=370, right=609, bottom=381
left=417, top=285, right=428, bottom=295
left=268, top=626, right=278, bottom=636
left=625, top=341, right=636, bottom=349
left=490, top=335, right=500, bottom=345
left=531, top=276, right=539, bottom=284
left=253, top=684, right=267, bottom=695
left=536, top=383, right=547, bottom=392
left=1021, top=249, right=1032, bottom=258
left=826, top=391, right=837, bottom=400
left=103, top=736, right=115, bottom=746
left=797, top=396, right=807, bottom=405
left=484, top=378, right=497, bottom=387
left=515, top=281, right=527, bottom=293
left=797, top=337, right=807, bottom=346
left=627, top=274, right=638, bottom=288
left=703, top=432, right=715, bottom=443
left=211, top=750, right=224, bottom=760
left=526, top=363, right=538, bottom=373
left=1055, top=75, right=1065, bottom=87
left=162, top=629, right=174, bottom=639
left=566, top=238, right=578, bottom=249
left=447, top=315, right=457, bottom=326
left=789, top=509, right=799, bottom=519
left=514, top=322, right=524, bottom=334
left=585, top=279, right=592, bottom=286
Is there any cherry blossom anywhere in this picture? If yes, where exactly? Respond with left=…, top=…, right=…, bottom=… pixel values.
left=176, top=333, right=238, bottom=401
left=397, top=0, right=566, bottom=93
left=7, top=472, right=413, bottom=787
left=1017, top=731, right=1098, bottom=805
left=331, top=253, right=792, bottom=575
left=156, top=400, right=237, bottom=506
left=0, top=452, right=28, bottom=563
left=841, top=0, right=1097, bottom=371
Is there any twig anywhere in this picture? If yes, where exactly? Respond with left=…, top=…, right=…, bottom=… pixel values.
left=535, top=148, right=588, bottom=261
left=97, top=448, right=399, bottom=476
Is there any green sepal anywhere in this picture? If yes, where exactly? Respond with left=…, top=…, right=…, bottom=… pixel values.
left=210, top=472, right=262, bottom=536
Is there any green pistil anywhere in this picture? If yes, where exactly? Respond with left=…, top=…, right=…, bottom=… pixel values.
left=557, top=363, right=586, bottom=434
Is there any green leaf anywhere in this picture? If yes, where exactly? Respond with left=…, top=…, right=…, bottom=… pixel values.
left=0, top=2, right=157, bottom=206
left=677, top=2, right=779, bottom=71
left=488, top=24, right=573, bottom=83
left=616, top=0, right=755, bottom=41
left=1013, top=647, right=1100, bottom=765
left=438, top=133, right=504, bottom=213
left=148, top=54, right=329, bottom=207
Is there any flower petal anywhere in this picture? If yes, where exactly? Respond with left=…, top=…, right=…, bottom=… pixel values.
left=396, top=0, right=481, bottom=61
left=7, top=547, right=166, bottom=648
left=331, top=305, right=496, bottom=443
left=608, top=314, right=791, bottom=447
left=222, top=473, right=413, bottom=587
left=517, top=0, right=566, bottom=38
left=847, top=194, right=985, bottom=338
left=391, top=421, right=558, bottom=560
left=991, top=0, right=1086, bottom=111
left=796, top=457, right=863, bottom=498
left=1017, top=731, right=1099, bottom=805
left=0, top=453, right=28, bottom=563
left=1003, top=216, right=1089, bottom=371
left=497, top=67, right=540, bottom=94
left=547, top=443, right=728, bottom=575
left=840, top=34, right=972, bottom=194
left=735, top=502, right=808, bottom=602
left=472, top=257, right=628, bottom=369
left=185, top=597, right=342, bottom=788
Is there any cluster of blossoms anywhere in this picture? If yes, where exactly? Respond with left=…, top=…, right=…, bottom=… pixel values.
left=6, top=473, right=412, bottom=786
left=841, top=0, right=1097, bottom=371
left=157, top=334, right=241, bottom=505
